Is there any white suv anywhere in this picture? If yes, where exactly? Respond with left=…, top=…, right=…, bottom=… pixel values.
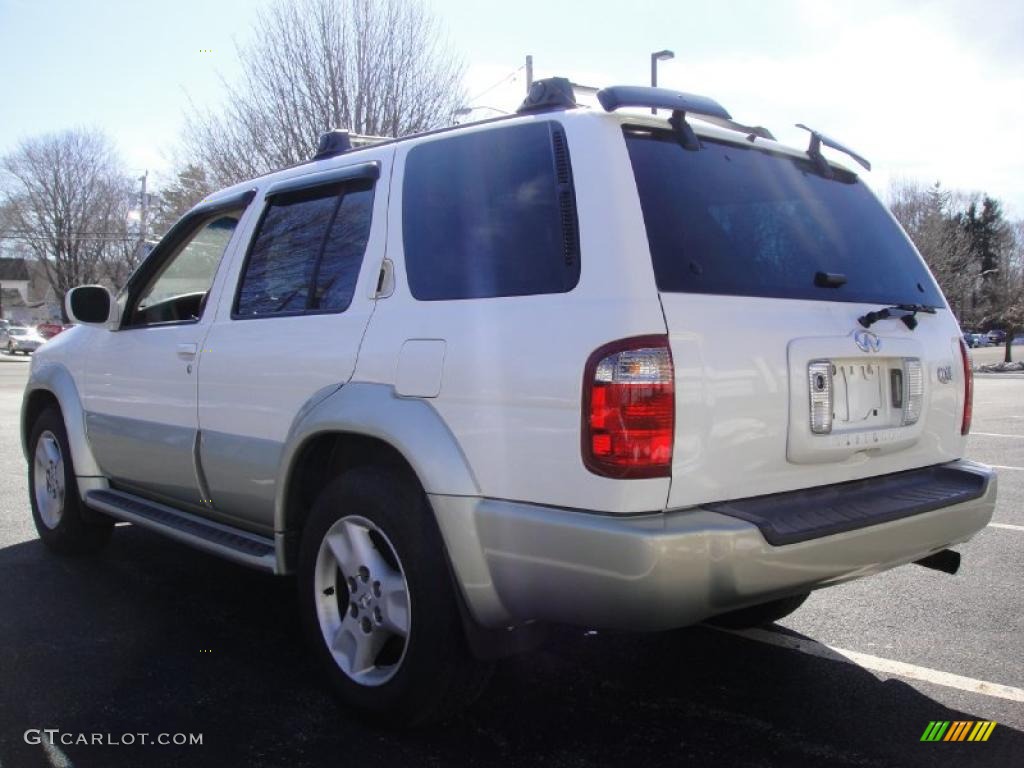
left=22, top=78, right=995, bottom=723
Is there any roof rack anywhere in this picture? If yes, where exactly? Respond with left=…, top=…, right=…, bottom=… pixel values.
left=795, top=124, right=871, bottom=176
left=312, top=129, right=391, bottom=161
left=596, top=85, right=731, bottom=120
left=517, top=77, right=578, bottom=114
left=597, top=85, right=736, bottom=151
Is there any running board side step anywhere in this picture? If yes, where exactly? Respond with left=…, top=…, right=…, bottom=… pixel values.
left=84, top=489, right=277, bottom=573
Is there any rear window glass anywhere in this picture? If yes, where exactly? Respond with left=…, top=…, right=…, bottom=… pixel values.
left=624, top=129, right=944, bottom=306
left=402, top=121, right=579, bottom=301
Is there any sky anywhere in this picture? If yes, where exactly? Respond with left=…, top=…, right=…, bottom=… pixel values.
left=1, top=0, right=1022, bottom=215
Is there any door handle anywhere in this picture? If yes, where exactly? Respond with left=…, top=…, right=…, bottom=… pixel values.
left=177, top=343, right=197, bottom=360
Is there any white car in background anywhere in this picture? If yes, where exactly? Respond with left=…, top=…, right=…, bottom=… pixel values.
left=6, top=326, right=45, bottom=355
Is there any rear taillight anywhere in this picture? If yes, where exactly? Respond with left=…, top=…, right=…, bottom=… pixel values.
left=582, top=336, right=674, bottom=479
left=959, top=337, right=973, bottom=435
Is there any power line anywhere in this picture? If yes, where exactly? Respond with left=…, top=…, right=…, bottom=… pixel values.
left=465, top=66, right=524, bottom=105
left=0, top=230, right=140, bottom=237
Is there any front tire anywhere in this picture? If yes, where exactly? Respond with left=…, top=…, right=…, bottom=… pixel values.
left=28, top=406, right=113, bottom=555
left=297, top=466, right=488, bottom=725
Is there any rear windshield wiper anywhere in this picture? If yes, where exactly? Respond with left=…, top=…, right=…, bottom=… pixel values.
left=858, top=304, right=937, bottom=331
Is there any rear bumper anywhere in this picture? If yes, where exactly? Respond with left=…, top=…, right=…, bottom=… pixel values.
left=432, top=460, right=996, bottom=631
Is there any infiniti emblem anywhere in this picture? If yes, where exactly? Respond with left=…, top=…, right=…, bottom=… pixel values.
left=854, top=329, right=881, bottom=353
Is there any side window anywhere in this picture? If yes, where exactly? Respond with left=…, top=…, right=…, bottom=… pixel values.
left=235, top=181, right=374, bottom=317
left=402, top=121, right=580, bottom=301
left=129, top=214, right=241, bottom=326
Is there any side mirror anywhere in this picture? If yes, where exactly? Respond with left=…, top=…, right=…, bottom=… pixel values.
left=65, top=285, right=117, bottom=326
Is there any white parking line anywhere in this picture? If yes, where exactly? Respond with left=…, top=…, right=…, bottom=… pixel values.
left=971, top=432, right=1024, bottom=439
left=717, top=627, right=1024, bottom=703
left=990, top=522, right=1024, bottom=532
left=990, top=465, right=1024, bottom=471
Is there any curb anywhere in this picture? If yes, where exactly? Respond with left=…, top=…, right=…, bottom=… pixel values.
left=974, top=373, right=1024, bottom=380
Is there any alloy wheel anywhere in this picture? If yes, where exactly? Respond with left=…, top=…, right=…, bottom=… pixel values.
left=313, top=515, right=411, bottom=686
left=34, top=430, right=65, bottom=529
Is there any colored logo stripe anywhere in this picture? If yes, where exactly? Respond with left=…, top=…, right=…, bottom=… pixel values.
left=945, top=721, right=970, bottom=741
left=920, top=721, right=997, bottom=742
left=974, top=722, right=997, bottom=741
left=921, top=721, right=949, bottom=741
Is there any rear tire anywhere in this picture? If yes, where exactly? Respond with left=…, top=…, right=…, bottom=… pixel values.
left=297, top=466, right=489, bottom=725
left=708, top=592, right=810, bottom=629
left=28, top=406, right=113, bottom=555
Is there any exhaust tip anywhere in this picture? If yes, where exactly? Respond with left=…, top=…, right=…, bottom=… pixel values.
left=914, top=549, right=961, bottom=575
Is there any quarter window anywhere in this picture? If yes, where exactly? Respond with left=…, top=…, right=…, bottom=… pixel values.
left=402, top=121, right=580, bottom=301
left=236, top=181, right=374, bottom=317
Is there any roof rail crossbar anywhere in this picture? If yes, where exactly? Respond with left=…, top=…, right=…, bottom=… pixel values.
left=795, top=124, right=871, bottom=176
left=596, top=86, right=731, bottom=120
left=597, top=85, right=732, bottom=152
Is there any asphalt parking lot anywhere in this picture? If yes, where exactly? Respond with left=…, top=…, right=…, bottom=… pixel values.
left=0, top=357, right=1020, bottom=768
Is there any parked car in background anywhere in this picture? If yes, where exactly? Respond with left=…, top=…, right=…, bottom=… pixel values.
left=963, top=332, right=989, bottom=348
left=987, top=329, right=1007, bottom=344
left=6, top=326, right=45, bottom=355
left=36, top=323, right=66, bottom=340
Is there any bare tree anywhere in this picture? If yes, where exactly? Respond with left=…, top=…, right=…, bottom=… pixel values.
left=95, top=175, right=146, bottom=290
left=182, top=0, right=465, bottom=187
left=0, top=129, right=136, bottom=302
left=889, top=179, right=978, bottom=324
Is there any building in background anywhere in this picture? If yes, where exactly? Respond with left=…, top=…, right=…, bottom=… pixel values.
left=0, top=257, right=59, bottom=324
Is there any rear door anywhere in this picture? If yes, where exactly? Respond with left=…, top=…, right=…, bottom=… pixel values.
left=196, top=157, right=390, bottom=533
left=623, top=128, right=969, bottom=509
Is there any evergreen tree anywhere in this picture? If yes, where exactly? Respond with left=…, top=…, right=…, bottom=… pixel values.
left=150, top=165, right=215, bottom=239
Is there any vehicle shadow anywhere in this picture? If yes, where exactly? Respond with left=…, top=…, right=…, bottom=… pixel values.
left=0, top=526, right=1019, bottom=768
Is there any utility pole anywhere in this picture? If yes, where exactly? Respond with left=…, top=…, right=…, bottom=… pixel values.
left=134, top=170, right=149, bottom=270
left=139, top=171, right=149, bottom=246
left=525, top=55, right=533, bottom=94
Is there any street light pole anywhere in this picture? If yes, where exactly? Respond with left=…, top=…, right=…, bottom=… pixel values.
left=650, top=49, right=675, bottom=113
